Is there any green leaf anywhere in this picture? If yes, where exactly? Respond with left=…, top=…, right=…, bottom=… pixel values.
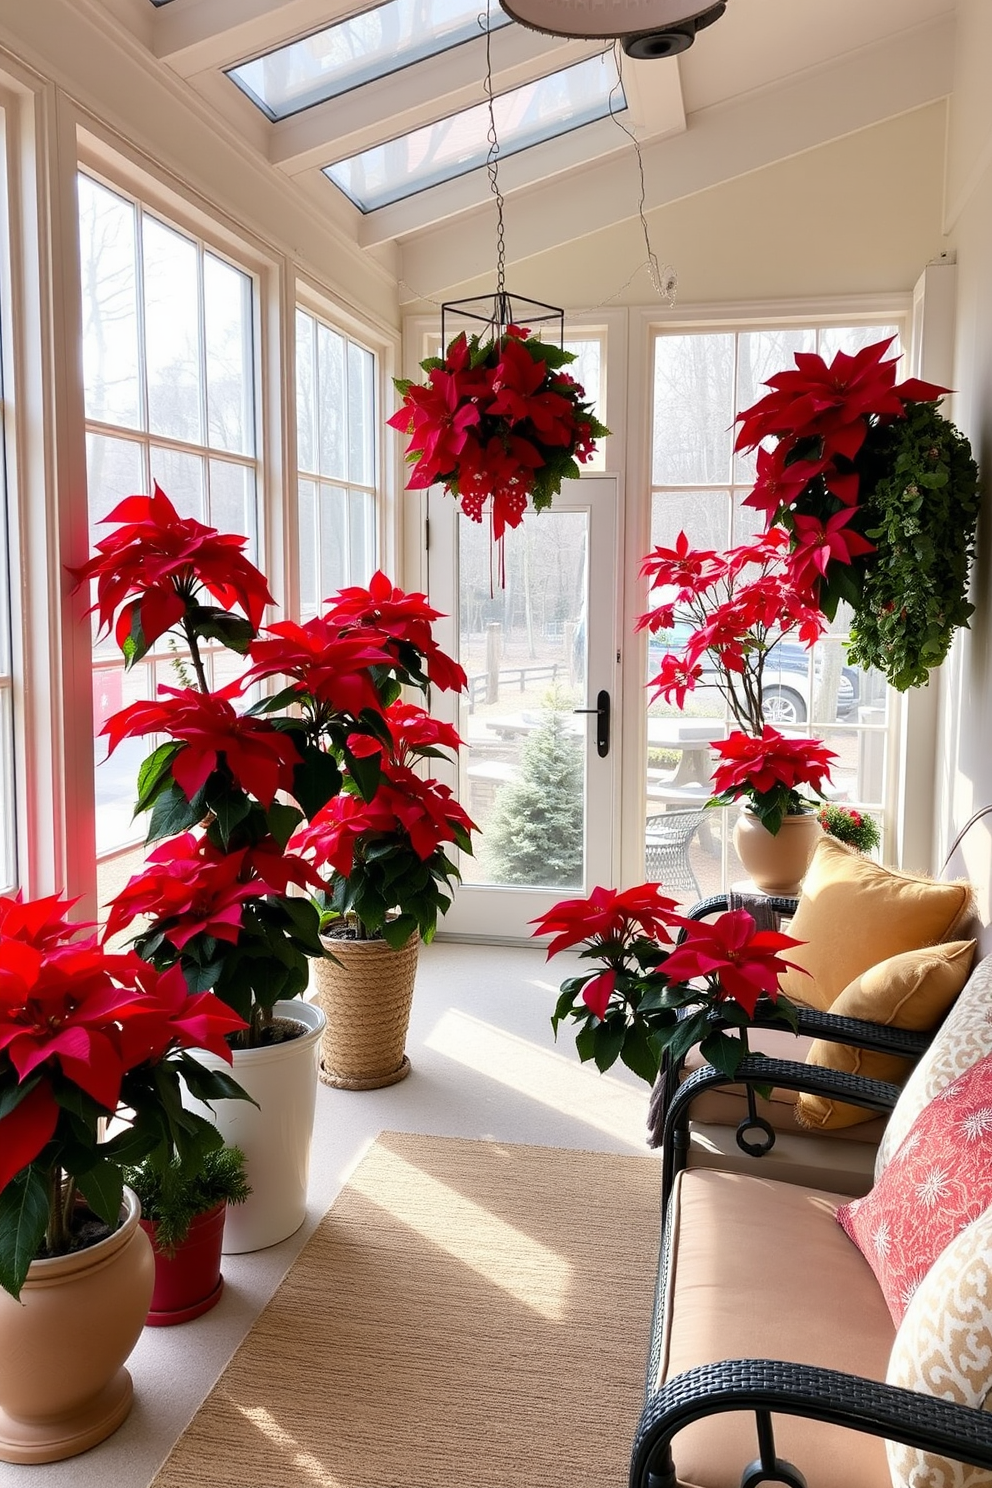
left=574, top=1022, right=598, bottom=1064
left=663, top=1009, right=712, bottom=1067
left=0, top=1168, right=49, bottom=1300
left=381, top=914, right=418, bottom=949
left=266, top=801, right=303, bottom=849
left=592, top=1016, right=625, bottom=1073
left=620, top=1023, right=662, bottom=1084
left=75, top=1162, right=124, bottom=1229
left=147, top=779, right=206, bottom=844
left=178, top=1059, right=255, bottom=1107
left=698, top=1028, right=748, bottom=1080
left=207, top=786, right=253, bottom=850
left=292, top=746, right=342, bottom=821
left=344, top=746, right=382, bottom=804
left=186, top=605, right=256, bottom=655
left=135, top=741, right=182, bottom=814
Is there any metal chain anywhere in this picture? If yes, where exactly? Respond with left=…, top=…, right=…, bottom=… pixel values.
left=482, top=0, right=507, bottom=300
left=605, top=41, right=678, bottom=305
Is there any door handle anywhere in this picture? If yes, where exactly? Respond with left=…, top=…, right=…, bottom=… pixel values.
left=573, top=689, right=610, bottom=758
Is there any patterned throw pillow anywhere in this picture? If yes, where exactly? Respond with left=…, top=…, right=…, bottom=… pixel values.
left=875, top=955, right=992, bottom=1178
left=886, top=1206, right=992, bottom=1488
left=838, top=1054, right=992, bottom=1324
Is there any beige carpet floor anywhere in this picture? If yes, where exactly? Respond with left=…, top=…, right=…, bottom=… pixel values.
left=150, top=1131, right=661, bottom=1488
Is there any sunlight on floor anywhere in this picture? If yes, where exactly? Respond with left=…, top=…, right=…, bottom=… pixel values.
left=425, top=1007, right=650, bottom=1148
left=350, top=1145, right=572, bottom=1320
left=236, top=1403, right=342, bottom=1486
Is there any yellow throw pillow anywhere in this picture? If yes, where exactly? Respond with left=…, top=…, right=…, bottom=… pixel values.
left=795, top=941, right=976, bottom=1130
left=778, top=836, right=974, bottom=1013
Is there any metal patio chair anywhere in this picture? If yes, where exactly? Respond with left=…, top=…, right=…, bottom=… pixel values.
left=644, top=807, right=708, bottom=898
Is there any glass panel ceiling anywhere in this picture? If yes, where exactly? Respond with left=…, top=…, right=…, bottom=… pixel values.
left=227, top=0, right=512, bottom=122
left=325, top=52, right=623, bottom=213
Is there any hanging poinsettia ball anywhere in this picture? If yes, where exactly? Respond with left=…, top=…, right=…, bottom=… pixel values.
left=388, top=325, right=609, bottom=544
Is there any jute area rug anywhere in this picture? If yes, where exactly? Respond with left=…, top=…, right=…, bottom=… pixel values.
left=151, top=1132, right=662, bottom=1488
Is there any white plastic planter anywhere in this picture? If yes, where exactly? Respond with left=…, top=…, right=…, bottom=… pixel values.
left=185, top=999, right=325, bottom=1254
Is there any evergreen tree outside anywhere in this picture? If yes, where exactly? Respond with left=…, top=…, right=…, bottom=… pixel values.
left=483, top=691, right=584, bottom=887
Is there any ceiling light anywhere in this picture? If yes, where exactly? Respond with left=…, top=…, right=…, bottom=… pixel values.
left=498, top=0, right=726, bottom=56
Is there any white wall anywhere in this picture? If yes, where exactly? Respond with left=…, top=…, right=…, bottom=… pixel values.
left=934, top=0, right=992, bottom=919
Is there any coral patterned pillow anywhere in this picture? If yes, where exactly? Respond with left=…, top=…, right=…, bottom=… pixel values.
left=838, top=1053, right=992, bottom=1324
left=886, top=1206, right=992, bottom=1488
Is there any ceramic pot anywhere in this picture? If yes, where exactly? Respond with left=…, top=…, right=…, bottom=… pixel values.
left=311, top=933, right=419, bottom=1090
left=0, top=1188, right=154, bottom=1464
left=733, top=807, right=822, bottom=896
left=140, top=1200, right=227, bottom=1326
left=184, top=999, right=325, bottom=1254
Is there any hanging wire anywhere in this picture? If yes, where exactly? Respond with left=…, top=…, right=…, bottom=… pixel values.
left=605, top=40, right=678, bottom=305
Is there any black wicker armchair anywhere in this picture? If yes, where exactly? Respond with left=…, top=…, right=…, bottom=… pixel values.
left=631, top=1050, right=992, bottom=1488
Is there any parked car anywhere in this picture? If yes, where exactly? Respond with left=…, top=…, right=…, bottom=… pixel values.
left=647, top=627, right=862, bottom=725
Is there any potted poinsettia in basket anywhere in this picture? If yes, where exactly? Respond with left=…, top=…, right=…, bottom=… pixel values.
left=292, top=699, right=476, bottom=1090
left=389, top=324, right=608, bottom=557
left=0, top=892, right=248, bottom=1463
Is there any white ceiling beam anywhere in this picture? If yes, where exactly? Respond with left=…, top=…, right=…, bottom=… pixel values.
left=153, top=0, right=362, bottom=75
left=398, top=13, right=953, bottom=299
left=357, top=55, right=685, bottom=244
left=270, top=30, right=598, bottom=173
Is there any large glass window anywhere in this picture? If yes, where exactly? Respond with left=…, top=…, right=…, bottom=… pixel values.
left=78, top=173, right=259, bottom=884
left=296, top=307, right=377, bottom=615
left=646, top=322, right=899, bottom=901
left=0, top=293, right=14, bottom=894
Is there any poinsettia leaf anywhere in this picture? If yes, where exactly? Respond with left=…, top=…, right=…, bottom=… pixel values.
left=100, top=1123, right=159, bottom=1166
left=207, top=786, right=253, bottom=850
left=177, top=1059, right=255, bottom=1107
left=620, top=1023, right=661, bottom=1084
left=147, top=779, right=207, bottom=844
left=698, top=1028, right=748, bottom=1080
left=247, top=685, right=301, bottom=716
left=592, top=1016, right=625, bottom=1072
left=664, top=1010, right=713, bottom=1067
left=75, top=1161, right=124, bottom=1229
left=135, top=741, right=182, bottom=814
left=381, top=914, right=418, bottom=949
left=266, top=800, right=303, bottom=849
left=574, top=1022, right=597, bottom=1064
left=292, top=746, right=342, bottom=821
left=186, top=605, right=256, bottom=655
left=344, top=746, right=381, bottom=804
left=0, top=1168, right=49, bottom=1300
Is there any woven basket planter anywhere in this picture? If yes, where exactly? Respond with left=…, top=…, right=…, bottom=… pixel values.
left=312, top=933, right=419, bottom=1090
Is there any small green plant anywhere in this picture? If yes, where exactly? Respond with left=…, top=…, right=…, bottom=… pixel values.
left=816, top=803, right=881, bottom=855
left=484, top=687, right=583, bottom=887
left=125, top=1145, right=251, bottom=1256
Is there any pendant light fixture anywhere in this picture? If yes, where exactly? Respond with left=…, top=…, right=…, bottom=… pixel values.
left=498, top=0, right=727, bottom=59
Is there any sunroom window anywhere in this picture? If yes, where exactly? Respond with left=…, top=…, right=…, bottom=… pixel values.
left=295, top=308, right=378, bottom=616
left=646, top=322, right=900, bottom=901
left=77, top=173, right=259, bottom=885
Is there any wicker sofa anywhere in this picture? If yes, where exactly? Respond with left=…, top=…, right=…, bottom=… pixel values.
left=631, top=948, right=992, bottom=1488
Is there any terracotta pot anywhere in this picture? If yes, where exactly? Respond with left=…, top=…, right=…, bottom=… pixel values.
left=312, top=933, right=419, bottom=1090
left=183, top=999, right=325, bottom=1254
left=140, top=1200, right=227, bottom=1326
left=732, top=807, right=823, bottom=896
left=0, top=1187, right=154, bottom=1464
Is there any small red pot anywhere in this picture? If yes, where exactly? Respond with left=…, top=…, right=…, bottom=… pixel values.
left=139, top=1201, right=227, bottom=1327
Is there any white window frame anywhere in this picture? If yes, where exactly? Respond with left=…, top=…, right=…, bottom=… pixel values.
left=624, top=296, right=922, bottom=886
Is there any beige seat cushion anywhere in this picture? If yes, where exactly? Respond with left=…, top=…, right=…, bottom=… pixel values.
left=659, top=1168, right=894, bottom=1488
left=682, top=1026, right=889, bottom=1145
left=778, top=837, right=974, bottom=1012
left=796, top=940, right=976, bottom=1130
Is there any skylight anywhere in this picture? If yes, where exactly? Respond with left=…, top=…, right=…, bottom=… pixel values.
left=227, top=0, right=513, bottom=122
left=324, top=52, right=623, bottom=213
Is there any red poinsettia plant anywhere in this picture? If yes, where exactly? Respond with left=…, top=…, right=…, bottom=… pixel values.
left=709, top=726, right=837, bottom=836
left=389, top=325, right=608, bottom=543
left=73, top=487, right=474, bottom=1042
left=733, top=336, right=982, bottom=691
left=292, top=701, right=475, bottom=946
left=639, top=525, right=826, bottom=734
left=0, top=892, right=249, bottom=1299
left=532, top=883, right=807, bottom=1084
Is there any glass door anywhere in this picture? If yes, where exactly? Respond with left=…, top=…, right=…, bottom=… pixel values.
left=430, top=476, right=620, bottom=940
